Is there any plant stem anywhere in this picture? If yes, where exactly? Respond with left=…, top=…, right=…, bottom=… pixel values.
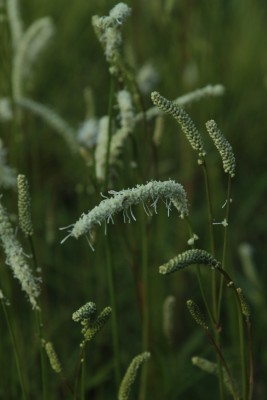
left=246, top=319, right=254, bottom=400
left=205, top=329, right=240, bottom=400
left=81, top=357, right=85, bottom=400
left=1, top=299, right=28, bottom=400
left=216, top=175, right=232, bottom=320
left=104, top=76, right=115, bottom=190
left=200, top=159, right=216, bottom=316
left=235, top=295, right=247, bottom=400
left=34, top=309, right=47, bottom=400
left=28, top=236, right=47, bottom=400
left=185, top=217, right=216, bottom=327
left=139, top=211, right=149, bottom=400
left=105, top=235, right=121, bottom=388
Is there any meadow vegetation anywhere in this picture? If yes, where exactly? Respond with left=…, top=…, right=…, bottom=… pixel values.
left=0, top=1, right=267, bottom=399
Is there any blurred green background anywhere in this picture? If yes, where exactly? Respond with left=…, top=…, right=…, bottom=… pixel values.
left=1, top=0, right=267, bottom=398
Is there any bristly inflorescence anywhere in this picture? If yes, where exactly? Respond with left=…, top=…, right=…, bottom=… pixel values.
left=0, top=200, right=40, bottom=309
left=109, top=89, right=135, bottom=167
left=205, top=120, right=236, bottom=178
left=151, top=91, right=206, bottom=157
left=73, top=302, right=112, bottom=348
left=159, top=249, right=220, bottom=275
left=61, top=180, right=189, bottom=244
left=187, top=299, right=208, bottom=330
left=72, top=301, right=97, bottom=323
left=118, top=352, right=151, bottom=400
left=92, top=3, right=131, bottom=75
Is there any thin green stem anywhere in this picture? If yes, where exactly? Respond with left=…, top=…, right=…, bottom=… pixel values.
left=81, top=358, right=85, bottom=400
left=216, top=176, right=232, bottom=320
left=235, top=296, right=247, bottom=399
left=185, top=217, right=216, bottom=327
left=28, top=237, right=47, bottom=400
left=139, top=211, right=149, bottom=400
left=73, top=348, right=84, bottom=400
left=205, top=329, right=240, bottom=400
left=200, top=160, right=216, bottom=317
left=105, top=235, right=121, bottom=388
left=104, top=76, right=115, bottom=190
left=1, top=299, right=28, bottom=400
left=246, top=319, right=254, bottom=400
left=34, top=309, right=47, bottom=400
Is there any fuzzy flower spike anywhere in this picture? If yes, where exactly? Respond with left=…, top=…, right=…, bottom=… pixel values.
left=61, top=180, right=188, bottom=244
left=151, top=91, right=206, bottom=158
left=92, top=3, right=131, bottom=75
left=205, top=120, right=236, bottom=178
left=0, top=199, right=40, bottom=309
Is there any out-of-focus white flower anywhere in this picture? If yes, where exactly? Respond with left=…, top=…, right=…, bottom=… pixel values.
left=77, top=118, right=99, bottom=148
left=137, top=63, right=159, bottom=94
left=0, top=200, right=40, bottom=309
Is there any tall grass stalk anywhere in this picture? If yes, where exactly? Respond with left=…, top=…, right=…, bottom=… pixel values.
left=200, top=160, right=216, bottom=317
left=216, top=175, right=232, bottom=320
left=105, top=235, right=121, bottom=388
left=1, top=298, right=28, bottom=400
left=139, top=210, right=149, bottom=400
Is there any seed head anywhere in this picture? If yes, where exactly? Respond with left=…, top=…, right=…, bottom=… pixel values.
left=118, top=352, right=150, bottom=400
left=205, top=120, right=235, bottom=177
left=17, top=174, right=33, bottom=237
left=159, top=249, right=220, bottom=275
left=151, top=91, right=206, bottom=157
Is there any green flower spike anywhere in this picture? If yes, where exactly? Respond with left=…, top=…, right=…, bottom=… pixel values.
left=83, top=306, right=112, bottom=343
left=187, top=299, right=208, bottom=330
left=151, top=91, right=206, bottom=157
left=73, top=302, right=112, bottom=347
left=118, top=352, right=151, bottom=400
left=159, top=249, right=220, bottom=275
left=72, top=301, right=97, bottom=323
left=44, top=341, right=62, bottom=374
left=236, top=288, right=250, bottom=319
left=17, top=174, right=33, bottom=237
left=205, top=120, right=236, bottom=178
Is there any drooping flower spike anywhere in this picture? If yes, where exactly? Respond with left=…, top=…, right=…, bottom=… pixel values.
left=61, top=180, right=189, bottom=245
left=205, top=120, right=236, bottom=178
left=151, top=91, right=206, bottom=158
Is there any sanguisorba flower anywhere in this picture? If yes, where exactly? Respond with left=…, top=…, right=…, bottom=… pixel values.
left=0, top=199, right=40, bottom=309
left=151, top=91, right=206, bottom=158
left=205, top=119, right=236, bottom=178
left=61, top=180, right=189, bottom=244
